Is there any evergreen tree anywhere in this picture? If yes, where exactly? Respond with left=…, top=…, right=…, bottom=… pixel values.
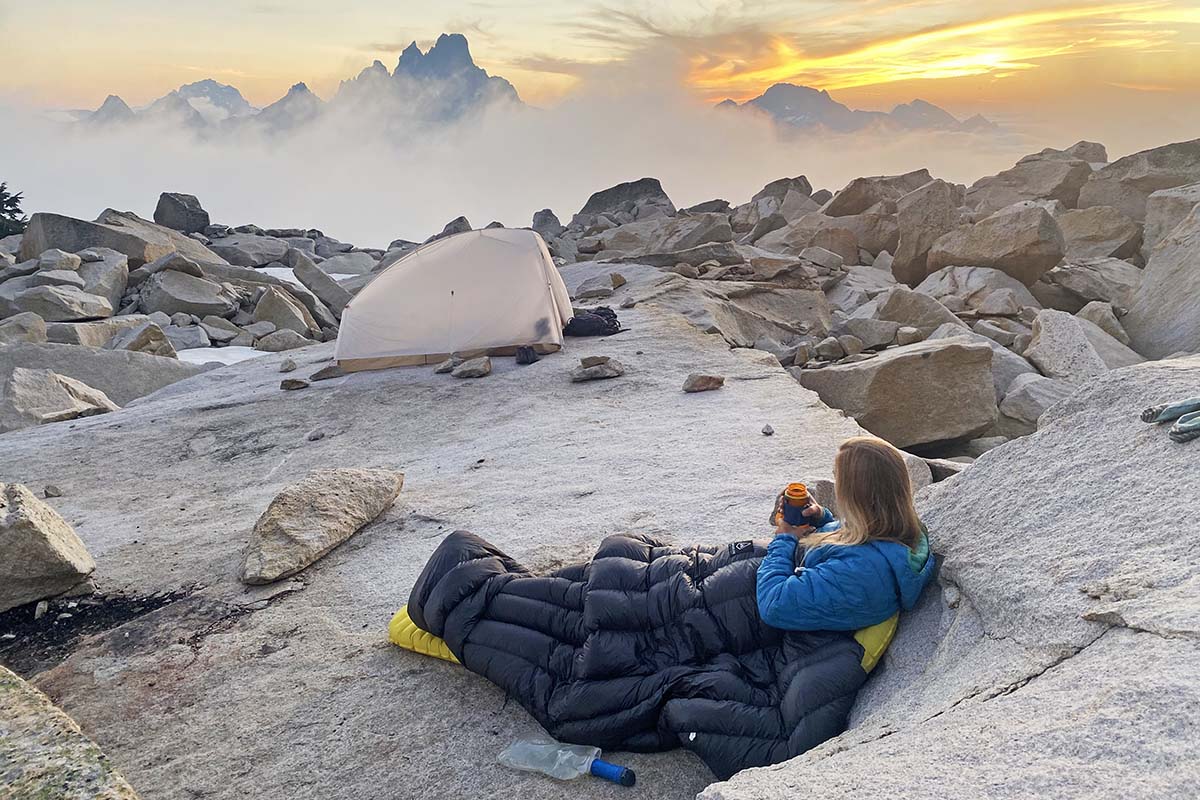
left=0, top=182, right=29, bottom=237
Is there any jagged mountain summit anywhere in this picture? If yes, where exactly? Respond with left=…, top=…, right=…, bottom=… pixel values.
left=720, top=83, right=997, bottom=134
left=80, top=32, right=521, bottom=134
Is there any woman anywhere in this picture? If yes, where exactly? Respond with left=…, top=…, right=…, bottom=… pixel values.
left=757, top=436, right=935, bottom=631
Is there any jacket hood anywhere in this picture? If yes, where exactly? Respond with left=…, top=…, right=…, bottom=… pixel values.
left=868, top=532, right=935, bottom=610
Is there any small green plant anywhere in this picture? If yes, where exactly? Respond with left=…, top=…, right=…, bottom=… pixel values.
left=0, top=182, right=29, bottom=237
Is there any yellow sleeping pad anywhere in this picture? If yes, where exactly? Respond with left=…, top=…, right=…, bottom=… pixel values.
left=389, top=603, right=897, bottom=672
left=388, top=605, right=460, bottom=664
left=854, top=613, right=899, bottom=672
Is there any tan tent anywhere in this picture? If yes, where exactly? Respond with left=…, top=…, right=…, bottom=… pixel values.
left=335, top=228, right=573, bottom=372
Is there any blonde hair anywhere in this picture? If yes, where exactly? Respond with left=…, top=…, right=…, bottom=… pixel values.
left=800, top=437, right=922, bottom=550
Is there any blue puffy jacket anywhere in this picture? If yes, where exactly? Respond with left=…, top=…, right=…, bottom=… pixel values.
left=756, top=508, right=935, bottom=631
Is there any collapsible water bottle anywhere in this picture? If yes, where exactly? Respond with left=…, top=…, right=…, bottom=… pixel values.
left=498, top=738, right=636, bottom=787
left=781, top=483, right=814, bottom=526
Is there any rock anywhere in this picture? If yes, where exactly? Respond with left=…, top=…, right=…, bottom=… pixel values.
left=75, top=247, right=130, bottom=308
left=104, top=321, right=177, bottom=358
left=163, top=324, right=211, bottom=351
left=814, top=336, right=845, bottom=360
left=827, top=264, right=897, bottom=313
left=972, top=318, right=1018, bottom=346
left=18, top=210, right=226, bottom=268
left=1036, top=257, right=1142, bottom=312
left=317, top=251, right=377, bottom=276
left=239, top=468, right=404, bottom=585
left=139, top=270, right=238, bottom=318
left=1077, top=301, right=1130, bottom=346
left=290, top=250, right=351, bottom=317
left=1025, top=309, right=1111, bottom=383
left=0, top=368, right=120, bottom=433
left=570, top=358, right=625, bottom=382
left=894, top=326, right=923, bottom=345
left=572, top=177, right=675, bottom=228
left=0, top=343, right=202, bottom=406
left=126, top=251, right=204, bottom=287
left=254, top=286, right=319, bottom=338
left=593, top=213, right=732, bottom=257
left=310, top=364, right=345, bottom=382
left=798, top=339, right=996, bottom=448
left=966, top=156, right=1093, bottom=214
left=892, top=179, right=963, bottom=285
left=153, top=192, right=210, bottom=234
left=838, top=335, right=864, bottom=356
left=0, top=483, right=97, bottom=612
left=841, top=318, right=899, bottom=350
left=914, top=266, right=1040, bottom=312
left=1019, top=140, right=1108, bottom=164
left=1141, top=182, right=1200, bottom=260
left=532, top=209, right=564, bottom=238
left=762, top=424, right=774, bottom=436
left=998, top=372, right=1075, bottom=426
left=0, top=312, right=48, bottom=345
left=37, top=249, right=83, bottom=271
left=975, top=289, right=1022, bottom=316
left=199, top=315, right=243, bottom=344
left=242, top=321, right=277, bottom=338
left=682, top=373, right=724, bottom=392
left=1123, top=204, right=1200, bottom=358
left=45, top=315, right=154, bottom=348
left=427, top=216, right=472, bottom=242
left=28, top=269, right=86, bottom=289
left=1077, top=137, right=1200, bottom=220
left=451, top=357, right=492, bottom=378
left=279, top=357, right=297, bottom=373
left=800, top=246, right=844, bottom=271
left=927, top=204, right=1066, bottom=286
left=823, top=170, right=931, bottom=217
left=4, top=285, right=113, bottom=322
left=0, top=259, right=39, bottom=285
left=873, top=287, right=966, bottom=335
left=706, top=355, right=1200, bottom=800
left=280, top=378, right=310, bottom=391
left=923, top=456, right=970, bottom=481
left=255, top=329, right=317, bottom=352
left=207, top=233, right=289, bottom=267
left=1057, top=206, right=1142, bottom=260
left=575, top=274, right=615, bottom=299
left=959, top=436, right=1008, bottom=458
left=433, top=356, right=462, bottom=374
left=926, top=322, right=1038, bottom=401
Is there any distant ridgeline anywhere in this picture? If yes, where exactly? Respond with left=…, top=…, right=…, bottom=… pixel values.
left=66, top=34, right=997, bottom=138
left=70, top=33, right=523, bottom=134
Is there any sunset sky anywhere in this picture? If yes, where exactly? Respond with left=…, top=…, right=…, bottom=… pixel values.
left=3, top=0, right=1199, bottom=145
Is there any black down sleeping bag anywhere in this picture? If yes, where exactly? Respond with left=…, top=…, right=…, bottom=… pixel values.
left=409, top=530, right=875, bottom=778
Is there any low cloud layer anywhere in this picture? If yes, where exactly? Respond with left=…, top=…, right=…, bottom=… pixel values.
left=0, top=81, right=1045, bottom=249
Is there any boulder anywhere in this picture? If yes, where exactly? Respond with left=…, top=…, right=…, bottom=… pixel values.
left=254, top=286, right=320, bottom=338
left=0, top=342, right=205, bottom=405
left=892, top=179, right=963, bottom=285
left=872, top=287, right=966, bottom=335
left=28, top=269, right=85, bottom=289
left=1018, top=140, right=1108, bottom=164
left=570, top=358, right=626, bottom=382
left=18, top=210, right=226, bottom=268
left=798, top=339, right=997, bottom=448
left=0, top=367, right=120, bottom=433
left=1123, top=204, right=1200, bottom=358
left=840, top=318, right=899, bottom=350
left=1077, top=301, right=1130, bottom=346
left=1141, top=182, right=1200, bottom=260
left=1036, top=257, right=1143, bottom=312
left=317, top=251, right=377, bottom=276
left=532, top=209, right=564, bottom=238
left=1077, top=137, right=1200, bottom=220
left=823, top=170, right=931, bottom=217
left=926, top=322, right=1038, bottom=401
left=593, top=213, right=732, bottom=257
left=75, top=247, right=130, bottom=308
left=0, top=312, right=47, bottom=345
left=37, top=249, right=82, bottom=271
left=255, top=329, right=317, bottom=352
left=998, top=372, right=1075, bottom=426
left=1024, top=309, right=1141, bottom=382
left=914, top=266, right=1039, bottom=312
left=0, top=483, right=97, bottom=613
left=153, top=192, right=210, bottom=234
left=46, top=315, right=155, bottom=347
left=239, top=468, right=404, bottom=584
left=927, top=204, right=1066, bottom=286
left=104, top=321, right=177, bottom=358
left=0, top=258, right=39, bottom=284
left=1057, top=206, right=1142, bottom=260
left=704, top=355, right=1200, bottom=800
left=126, top=251, right=203, bottom=287
left=4, top=285, right=113, bottom=322
left=754, top=214, right=859, bottom=263
left=0, top=664, right=141, bottom=798
left=163, top=325, right=211, bottom=351
left=572, top=177, right=676, bottom=227
left=139, top=270, right=239, bottom=318
left=289, top=250, right=351, bottom=317
left=451, top=357, right=492, bottom=378
left=966, top=156, right=1093, bottom=214
left=427, top=216, right=472, bottom=242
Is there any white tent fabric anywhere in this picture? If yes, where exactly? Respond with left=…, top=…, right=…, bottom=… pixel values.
left=335, top=228, right=573, bottom=371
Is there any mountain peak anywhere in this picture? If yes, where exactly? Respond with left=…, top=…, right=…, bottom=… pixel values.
left=394, top=32, right=477, bottom=79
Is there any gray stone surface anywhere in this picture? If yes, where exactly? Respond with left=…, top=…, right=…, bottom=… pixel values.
left=0, top=483, right=96, bottom=613
left=892, top=179, right=962, bottom=285
left=1057, top=205, right=1141, bottom=260
left=139, top=270, right=239, bottom=318
left=0, top=367, right=120, bottom=433
left=153, top=192, right=210, bottom=234
left=872, top=287, right=966, bottom=335
left=997, top=372, right=1075, bottom=426
left=1025, top=309, right=1111, bottom=383
left=0, top=305, right=899, bottom=800
left=207, top=233, right=289, bottom=267
left=0, top=342, right=205, bottom=405
left=1142, top=181, right=1200, bottom=260
left=1124, top=204, right=1200, bottom=358
left=18, top=210, right=226, bottom=268
left=926, top=322, right=1037, bottom=401
left=914, top=265, right=1040, bottom=311
left=927, top=203, right=1065, bottom=286
left=966, top=155, right=1092, bottom=214
left=4, top=285, right=113, bottom=322
left=1077, top=137, right=1200, bottom=220
left=704, top=355, right=1200, bottom=800
left=0, top=312, right=48, bottom=345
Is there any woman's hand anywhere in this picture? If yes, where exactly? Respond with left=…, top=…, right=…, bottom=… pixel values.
left=771, top=495, right=824, bottom=536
